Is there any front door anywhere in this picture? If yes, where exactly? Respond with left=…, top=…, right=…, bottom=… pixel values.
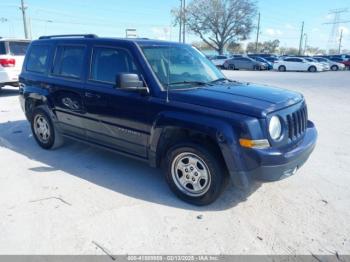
left=82, top=45, right=156, bottom=159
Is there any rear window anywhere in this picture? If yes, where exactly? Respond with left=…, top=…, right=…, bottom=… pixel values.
left=26, top=45, right=50, bottom=73
left=8, top=41, right=29, bottom=55
left=0, top=42, right=6, bottom=55
left=52, top=46, right=85, bottom=79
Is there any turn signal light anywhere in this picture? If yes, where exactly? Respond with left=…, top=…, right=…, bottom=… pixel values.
left=239, top=139, right=270, bottom=149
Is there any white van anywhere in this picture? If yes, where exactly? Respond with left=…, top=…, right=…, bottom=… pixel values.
left=0, top=39, right=30, bottom=91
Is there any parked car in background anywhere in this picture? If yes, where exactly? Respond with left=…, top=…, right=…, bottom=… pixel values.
left=274, top=57, right=323, bottom=72
left=313, top=57, right=345, bottom=71
left=249, top=54, right=279, bottom=63
left=303, top=57, right=330, bottom=71
left=329, top=57, right=350, bottom=70
left=0, top=38, right=30, bottom=91
left=19, top=34, right=317, bottom=205
left=210, top=55, right=229, bottom=68
left=223, top=56, right=267, bottom=70
left=249, top=56, right=273, bottom=70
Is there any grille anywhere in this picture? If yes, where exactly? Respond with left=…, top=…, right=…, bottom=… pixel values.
left=286, top=105, right=308, bottom=140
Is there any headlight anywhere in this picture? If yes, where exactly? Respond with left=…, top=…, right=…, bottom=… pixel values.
left=269, top=116, right=282, bottom=140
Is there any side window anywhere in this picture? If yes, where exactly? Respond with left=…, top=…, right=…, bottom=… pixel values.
left=53, top=46, right=85, bottom=79
left=90, top=47, right=139, bottom=84
left=0, top=42, right=6, bottom=55
left=26, top=45, right=50, bottom=73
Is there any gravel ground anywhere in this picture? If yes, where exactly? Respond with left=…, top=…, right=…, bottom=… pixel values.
left=0, top=70, right=349, bottom=255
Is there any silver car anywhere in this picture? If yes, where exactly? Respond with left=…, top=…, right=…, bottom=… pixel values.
left=223, top=56, right=266, bottom=70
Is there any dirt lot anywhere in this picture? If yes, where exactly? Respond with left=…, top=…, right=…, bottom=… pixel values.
left=0, top=71, right=349, bottom=255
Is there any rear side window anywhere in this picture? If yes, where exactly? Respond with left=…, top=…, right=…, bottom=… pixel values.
left=0, top=42, right=6, bottom=55
left=26, top=45, right=50, bottom=73
left=53, top=46, right=85, bottom=79
left=90, top=47, right=139, bottom=84
left=8, top=42, right=29, bottom=55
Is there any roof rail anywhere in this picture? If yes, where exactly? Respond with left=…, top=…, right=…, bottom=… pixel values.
left=39, top=34, right=98, bottom=40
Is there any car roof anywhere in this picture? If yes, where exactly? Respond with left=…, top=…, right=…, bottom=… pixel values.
left=31, top=35, right=186, bottom=47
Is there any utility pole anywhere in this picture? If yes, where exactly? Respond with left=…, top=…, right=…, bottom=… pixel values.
left=179, top=0, right=183, bottom=43
left=324, top=8, right=349, bottom=52
left=20, top=0, right=29, bottom=39
left=303, top=33, right=308, bottom=55
left=298, top=21, right=304, bottom=56
left=182, top=0, right=186, bottom=43
left=255, top=12, right=261, bottom=53
left=338, top=29, right=343, bottom=54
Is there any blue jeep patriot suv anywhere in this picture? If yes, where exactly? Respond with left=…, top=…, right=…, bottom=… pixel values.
left=19, top=35, right=317, bottom=205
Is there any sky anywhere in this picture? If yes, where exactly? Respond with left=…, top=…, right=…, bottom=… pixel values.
left=0, top=0, right=349, bottom=51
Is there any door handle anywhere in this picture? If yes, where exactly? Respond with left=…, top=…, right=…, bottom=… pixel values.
left=85, top=92, right=101, bottom=99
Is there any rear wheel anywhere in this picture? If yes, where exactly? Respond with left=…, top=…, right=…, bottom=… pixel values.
left=308, top=66, right=317, bottom=72
left=278, top=65, right=286, bottom=72
left=229, top=64, right=235, bottom=70
left=165, top=142, right=227, bottom=206
left=31, top=107, right=63, bottom=150
left=331, top=65, right=339, bottom=71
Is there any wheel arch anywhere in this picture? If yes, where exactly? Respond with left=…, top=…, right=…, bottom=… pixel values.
left=148, top=111, right=249, bottom=187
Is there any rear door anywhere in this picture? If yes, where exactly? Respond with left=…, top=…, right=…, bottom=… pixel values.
left=283, top=58, right=297, bottom=70
left=48, top=44, right=88, bottom=137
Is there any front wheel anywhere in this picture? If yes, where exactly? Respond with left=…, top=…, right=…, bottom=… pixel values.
left=331, top=65, right=339, bottom=71
left=165, top=143, right=227, bottom=206
left=278, top=65, right=286, bottom=72
left=31, top=107, right=63, bottom=150
left=308, top=66, right=317, bottom=72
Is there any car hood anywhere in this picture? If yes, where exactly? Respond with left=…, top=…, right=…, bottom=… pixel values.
left=170, top=82, right=303, bottom=118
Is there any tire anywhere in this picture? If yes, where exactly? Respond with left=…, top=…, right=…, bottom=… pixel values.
left=30, top=106, right=63, bottom=150
left=164, top=142, right=227, bottom=206
left=331, top=65, right=339, bottom=71
left=278, top=65, right=286, bottom=72
left=308, top=66, right=317, bottom=72
left=228, top=64, right=235, bottom=70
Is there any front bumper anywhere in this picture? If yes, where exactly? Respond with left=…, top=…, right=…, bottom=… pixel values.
left=243, top=121, right=317, bottom=182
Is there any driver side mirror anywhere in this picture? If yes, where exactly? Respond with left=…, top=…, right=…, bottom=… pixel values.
left=116, top=73, right=148, bottom=93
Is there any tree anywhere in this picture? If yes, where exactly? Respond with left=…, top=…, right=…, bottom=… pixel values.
left=278, top=47, right=299, bottom=56
left=227, top=42, right=244, bottom=54
left=173, top=0, right=257, bottom=54
left=246, top=39, right=280, bottom=53
left=304, top=46, right=326, bottom=56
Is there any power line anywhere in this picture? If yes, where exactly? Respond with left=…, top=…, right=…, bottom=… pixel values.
left=325, top=8, right=349, bottom=51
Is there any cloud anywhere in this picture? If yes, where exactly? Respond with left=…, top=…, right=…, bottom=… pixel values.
left=285, top=24, right=296, bottom=30
left=265, top=28, right=283, bottom=37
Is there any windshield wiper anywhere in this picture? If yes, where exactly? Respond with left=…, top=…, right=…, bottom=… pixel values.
left=209, top=78, right=231, bottom=84
left=167, top=81, right=210, bottom=87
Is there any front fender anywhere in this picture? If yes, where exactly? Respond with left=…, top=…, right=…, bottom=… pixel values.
left=149, top=111, right=251, bottom=188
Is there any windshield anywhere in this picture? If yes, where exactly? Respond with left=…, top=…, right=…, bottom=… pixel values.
left=141, top=45, right=225, bottom=90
